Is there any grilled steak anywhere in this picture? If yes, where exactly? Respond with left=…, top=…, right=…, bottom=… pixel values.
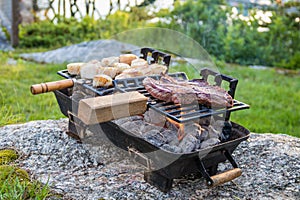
left=143, top=74, right=233, bottom=108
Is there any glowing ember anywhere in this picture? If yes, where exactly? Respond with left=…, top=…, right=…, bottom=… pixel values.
left=166, top=118, right=202, bottom=141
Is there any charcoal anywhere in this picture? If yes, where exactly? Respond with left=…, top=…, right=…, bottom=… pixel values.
left=143, top=109, right=166, bottom=127
left=113, top=118, right=131, bottom=126
left=140, top=123, right=164, bottom=134
left=165, top=121, right=178, bottom=132
left=161, top=130, right=179, bottom=145
left=129, top=116, right=144, bottom=121
left=198, top=116, right=214, bottom=126
left=198, top=126, right=209, bottom=141
left=184, top=123, right=202, bottom=137
left=220, top=121, right=232, bottom=142
left=143, top=130, right=166, bottom=147
left=120, top=121, right=144, bottom=136
left=113, top=116, right=143, bottom=126
left=161, top=144, right=182, bottom=153
left=200, top=138, right=220, bottom=149
left=212, top=120, right=225, bottom=133
left=179, top=134, right=199, bottom=153
left=207, top=125, right=221, bottom=139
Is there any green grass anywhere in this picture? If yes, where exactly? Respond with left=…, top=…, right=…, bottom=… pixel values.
left=0, top=52, right=299, bottom=137
left=0, top=149, right=55, bottom=200
left=220, top=65, right=300, bottom=137
left=0, top=165, right=53, bottom=199
left=0, top=52, right=65, bottom=126
left=170, top=63, right=300, bottom=137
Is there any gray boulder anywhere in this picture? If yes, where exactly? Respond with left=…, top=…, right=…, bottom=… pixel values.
left=20, top=39, right=140, bottom=64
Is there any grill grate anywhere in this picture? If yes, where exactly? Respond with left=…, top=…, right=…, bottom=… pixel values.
left=114, top=72, right=188, bottom=93
left=57, top=70, right=114, bottom=96
left=114, top=72, right=249, bottom=123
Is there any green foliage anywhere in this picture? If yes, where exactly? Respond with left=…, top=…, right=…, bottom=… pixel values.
left=277, top=51, right=300, bottom=69
left=157, top=0, right=300, bottom=69
left=137, top=0, right=157, bottom=7
left=161, top=0, right=228, bottom=57
left=19, top=9, right=151, bottom=49
left=19, top=17, right=102, bottom=48
left=0, top=165, right=51, bottom=199
left=0, top=165, right=29, bottom=182
left=16, top=0, right=300, bottom=69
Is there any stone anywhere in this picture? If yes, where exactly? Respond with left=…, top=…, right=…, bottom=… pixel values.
left=0, top=120, right=299, bottom=199
left=20, top=40, right=140, bottom=64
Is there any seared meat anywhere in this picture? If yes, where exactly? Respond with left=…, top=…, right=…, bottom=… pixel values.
left=143, top=74, right=233, bottom=108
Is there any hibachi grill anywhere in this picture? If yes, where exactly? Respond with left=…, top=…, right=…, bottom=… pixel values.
left=31, top=47, right=250, bottom=192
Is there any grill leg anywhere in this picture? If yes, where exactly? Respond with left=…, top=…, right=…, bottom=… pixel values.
left=67, top=120, right=82, bottom=142
left=144, top=171, right=173, bottom=193
left=207, top=164, right=218, bottom=176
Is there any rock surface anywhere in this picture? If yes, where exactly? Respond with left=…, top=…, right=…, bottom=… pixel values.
left=0, top=119, right=299, bottom=199
left=20, top=40, right=140, bottom=64
left=0, top=29, right=13, bottom=51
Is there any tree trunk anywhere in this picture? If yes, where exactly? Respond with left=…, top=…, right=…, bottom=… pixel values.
left=11, top=0, right=20, bottom=47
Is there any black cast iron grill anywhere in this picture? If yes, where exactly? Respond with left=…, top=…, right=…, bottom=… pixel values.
left=51, top=47, right=250, bottom=192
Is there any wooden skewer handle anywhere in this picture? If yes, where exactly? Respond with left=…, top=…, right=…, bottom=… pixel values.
left=30, top=79, right=74, bottom=95
left=209, top=168, right=242, bottom=187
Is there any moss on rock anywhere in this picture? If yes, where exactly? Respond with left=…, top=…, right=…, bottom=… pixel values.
left=0, top=165, right=29, bottom=182
left=0, top=149, right=19, bottom=165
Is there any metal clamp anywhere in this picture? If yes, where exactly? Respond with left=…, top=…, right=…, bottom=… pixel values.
left=200, top=68, right=238, bottom=99
left=140, top=47, right=171, bottom=67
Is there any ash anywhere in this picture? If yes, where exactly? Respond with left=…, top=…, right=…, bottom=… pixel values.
left=0, top=119, right=299, bottom=199
left=113, top=109, right=225, bottom=153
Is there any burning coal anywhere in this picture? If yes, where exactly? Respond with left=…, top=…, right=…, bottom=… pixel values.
left=113, top=109, right=225, bottom=153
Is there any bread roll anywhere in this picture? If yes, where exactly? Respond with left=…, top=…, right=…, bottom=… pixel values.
left=115, top=63, right=167, bottom=79
left=67, top=63, right=85, bottom=75
left=97, top=66, right=119, bottom=78
left=101, top=57, right=119, bottom=67
left=80, top=60, right=102, bottom=79
left=146, top=63, right=168, bottom=75
left=113, top=63, right=131, bottom=73
left=119, top=54, right=138, bottom=65
left=115, top=69, right=143, bottom=79
left=88, top=60, right=101, bottom=64
left=131, top=58, right=148, bottom=68
left=93, top=74, right=113, bottom=87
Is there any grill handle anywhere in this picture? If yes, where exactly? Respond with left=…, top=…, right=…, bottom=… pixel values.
left=209, top=168, right=242, bottom=187
left=30, top=79, right=74, bottom=95
left=197, top=150, right=242, bottom=187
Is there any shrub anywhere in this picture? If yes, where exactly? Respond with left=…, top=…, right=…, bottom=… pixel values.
left=19, top=10, right=149, bottom=49
left=157, top=1, right=300, bottom=69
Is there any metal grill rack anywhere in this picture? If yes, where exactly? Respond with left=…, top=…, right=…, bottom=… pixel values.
left=57, top=70, right=114, bottom=96
left=114, top=72, right=249, bottom=123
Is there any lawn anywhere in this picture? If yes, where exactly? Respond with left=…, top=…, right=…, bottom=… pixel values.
left=220, top=65, right=300, bottom=137
left=0, top=52, right=65, bottom=125
left=0, top=52, right=299, bottom=138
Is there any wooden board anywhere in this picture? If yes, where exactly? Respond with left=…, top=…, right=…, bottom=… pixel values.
left=78, top=91, right=148, bottom=125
